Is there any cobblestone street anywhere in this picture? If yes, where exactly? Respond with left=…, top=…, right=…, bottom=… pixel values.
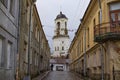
left=42, top=71, right=83, bottom=80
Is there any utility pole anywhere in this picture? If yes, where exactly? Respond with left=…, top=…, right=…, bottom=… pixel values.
left=97, top=0, right=104, bottom=80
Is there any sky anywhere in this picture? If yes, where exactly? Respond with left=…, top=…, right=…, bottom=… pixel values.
left=36, top=0, right=90, bottom=52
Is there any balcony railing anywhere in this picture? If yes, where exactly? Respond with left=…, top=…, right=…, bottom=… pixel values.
left=94, top=21, right=120, bottom=43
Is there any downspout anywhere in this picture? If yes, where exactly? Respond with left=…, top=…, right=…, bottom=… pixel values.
left=17, top=0, right=21, bottom=79
left=28, top=3, right=32, bottom=78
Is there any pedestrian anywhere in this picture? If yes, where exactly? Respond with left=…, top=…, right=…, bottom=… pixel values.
left=51, top=64, right=54, bottom=71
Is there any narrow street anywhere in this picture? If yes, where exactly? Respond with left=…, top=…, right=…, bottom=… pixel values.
left=0, top=0, right=120, bottom=80
left=42, top=71, right=82, bottom=80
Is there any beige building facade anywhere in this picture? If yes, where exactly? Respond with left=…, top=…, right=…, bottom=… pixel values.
left=18, top=0, right=50, bottom=80
left=69, top=0, right=120, bottom=80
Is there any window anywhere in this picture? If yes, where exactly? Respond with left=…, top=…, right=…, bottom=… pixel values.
left=65, top=22, right=67, bottom=27
left=0, top=38, right=3, bottom=67
left=0, top=0, right=8, bottom=8
left=82, top=37, right=83, bottom=52
left=55, top=47, right=56, bottom=51
left=87, top=28, right=89, bottom=47
left=24, top=42, right=28, bottom=63
left=118, top=13, right=120, bottom=21
left=57, top=47, right=59, bottom=51
left=93, top=19, right=96, bottom=27
left=77, top=42, right=80, bottom=56
left=35, top=53, right=37, bottom=66
left=7, top=42, right=12, bottom=68
left=110, top=2, right=120, bottom=26
left=37, top=29, right=39, bottom=41
left=93, top=19, right=96, bottom=41
left=35, top=27, right=37, bottom=39
left=30, top=49, right=32, bottom=64
left=9, top=0, right=14, bottom=16
left=57, top=22, right=60, bottom=29
left=27, top=2, right=30, bottom=25
left=110, top=2, right=120, bottom=11
left=62, top=46, right=64, bottom=50
left=98, top=11, right=100, bottom=24
left=80, top=40, right=81, bottom=53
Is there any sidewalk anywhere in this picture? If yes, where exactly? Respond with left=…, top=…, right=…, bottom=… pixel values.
left=32, top=71, right=50, bottom=80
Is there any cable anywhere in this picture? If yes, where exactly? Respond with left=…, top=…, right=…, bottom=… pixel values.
left=78, top=0, right=90, bottom=19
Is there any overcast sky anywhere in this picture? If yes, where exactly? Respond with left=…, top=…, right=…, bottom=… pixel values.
left=36, top=0, right=90, bottom=52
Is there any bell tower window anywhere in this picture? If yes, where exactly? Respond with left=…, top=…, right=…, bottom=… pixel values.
left=57, top=22, right=60, bottom=29
left=65, top=22, right=67, bottom=28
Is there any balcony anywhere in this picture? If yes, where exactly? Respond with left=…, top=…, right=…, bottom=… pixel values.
left=94, top=21, right=120, bottom=43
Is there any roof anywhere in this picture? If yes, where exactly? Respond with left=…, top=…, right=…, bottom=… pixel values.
left=55, top=12, right=68, bottom=20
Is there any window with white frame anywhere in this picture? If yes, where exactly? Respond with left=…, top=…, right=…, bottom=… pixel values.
left=7, top=42, right=12, bottom=69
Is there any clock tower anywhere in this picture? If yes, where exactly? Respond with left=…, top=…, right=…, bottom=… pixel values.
left=52, top=12, right=70, bottom=57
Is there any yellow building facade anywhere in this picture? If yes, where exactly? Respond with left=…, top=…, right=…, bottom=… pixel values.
left=69, top=0, right=120, bottom=80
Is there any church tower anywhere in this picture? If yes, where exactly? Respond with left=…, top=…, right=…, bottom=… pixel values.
left=52, top=12, right=70, bottom=57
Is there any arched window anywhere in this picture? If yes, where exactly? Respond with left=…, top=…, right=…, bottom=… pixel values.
left=65, top=22, right=67, bottom=27
left=57, top=47, right=59, bottom=51
left=62, top=46, right=64, bottom=50
left=55, top=47, right=56, bottom=51
left=57, top=22, right=60, bottom=29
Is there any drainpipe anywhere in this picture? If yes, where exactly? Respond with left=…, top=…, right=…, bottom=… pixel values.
left=17, top=0, right=21, bottom=79
left=97, top=0, right=104, bottom=80
left=27, top=3, right=32, bottom=80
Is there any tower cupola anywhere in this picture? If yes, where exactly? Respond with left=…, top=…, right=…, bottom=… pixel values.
left=53, top=12, right=69, bottom=39
left=52, top=12, right=70, bottom=57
